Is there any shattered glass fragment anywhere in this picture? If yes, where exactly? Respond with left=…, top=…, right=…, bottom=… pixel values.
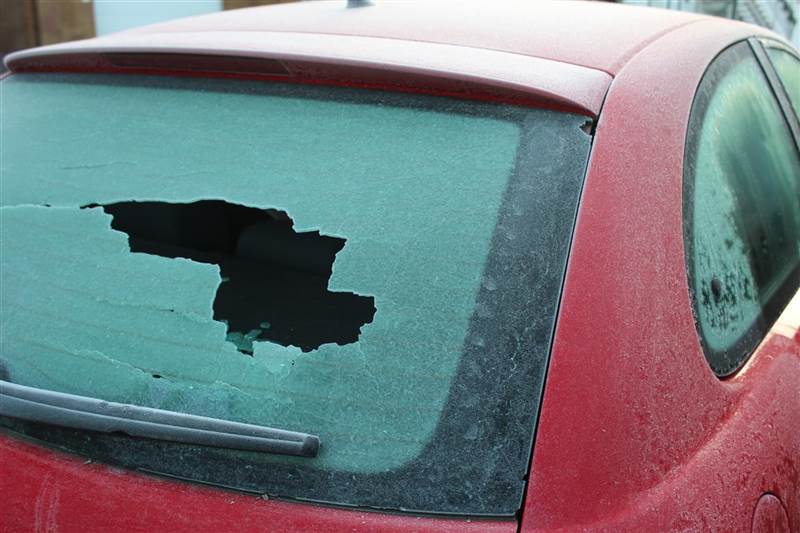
left=95, top=200, right=376, bottom=354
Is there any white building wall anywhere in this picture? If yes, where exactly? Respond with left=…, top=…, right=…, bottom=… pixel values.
left=94, top=1, right=223, bottom=36
left=621, top=0, right=798, bottom=46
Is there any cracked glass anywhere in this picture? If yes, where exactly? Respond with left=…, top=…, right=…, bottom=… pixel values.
left=1, top=73, right=592, bottom=515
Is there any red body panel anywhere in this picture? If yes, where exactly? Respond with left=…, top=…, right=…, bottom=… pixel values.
left=522, top=18, right=800, bottom=532
left=117, top=0, right=704, bottom=75
left=0, top=437, right=514, bottom=533
left=2, top=2, right=799, bottom=532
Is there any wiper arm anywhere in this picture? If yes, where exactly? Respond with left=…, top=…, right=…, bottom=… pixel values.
left=0, top=380, right=319, bottom=457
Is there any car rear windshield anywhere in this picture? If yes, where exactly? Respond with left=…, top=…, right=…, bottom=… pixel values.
left=0, top=72, right=591, bottom=516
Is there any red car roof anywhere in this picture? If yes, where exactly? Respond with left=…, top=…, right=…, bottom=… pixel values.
left=123, top=0, right=706, bottom=75
left=2, top=1, right=766, bottom=117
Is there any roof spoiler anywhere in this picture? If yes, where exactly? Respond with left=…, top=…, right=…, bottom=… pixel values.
left=4, top=32, right=610, bottom=116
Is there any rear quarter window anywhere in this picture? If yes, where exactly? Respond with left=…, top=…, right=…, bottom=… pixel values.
left=684, top=42, right=800, bottom=376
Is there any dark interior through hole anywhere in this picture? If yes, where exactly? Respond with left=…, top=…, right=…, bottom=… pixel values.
left=90, top=200, right=376, bottom=354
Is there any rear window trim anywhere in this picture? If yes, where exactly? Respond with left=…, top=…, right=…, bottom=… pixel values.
left=0, top=72, right=594, bottom=517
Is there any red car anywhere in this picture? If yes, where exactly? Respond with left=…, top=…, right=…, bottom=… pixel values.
left=1, top=1, right=799, bottom=531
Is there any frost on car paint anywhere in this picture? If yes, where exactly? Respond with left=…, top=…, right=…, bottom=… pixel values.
left=0, top=73, right=520, bottom=472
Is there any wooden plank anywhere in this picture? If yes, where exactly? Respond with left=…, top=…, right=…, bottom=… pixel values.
left=36, top=0, right=96, bottom=46
left=1, top=0, right=39, bottom=65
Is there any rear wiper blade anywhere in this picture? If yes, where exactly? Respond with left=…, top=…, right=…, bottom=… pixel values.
left=0, top=380, right=319, bottom=457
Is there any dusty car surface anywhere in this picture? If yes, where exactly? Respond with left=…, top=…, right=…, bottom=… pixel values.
left=1, top=1, right=799, bottom=531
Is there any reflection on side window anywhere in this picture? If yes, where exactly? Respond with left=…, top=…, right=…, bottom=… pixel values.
left=685, top=42, right=800, bottom=376
left=766, top=46, right=800, bottom=119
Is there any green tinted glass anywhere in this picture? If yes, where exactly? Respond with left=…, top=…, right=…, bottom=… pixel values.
left=687, top=44, right=800, bottom=375
left=767, top=47, right=800, bottom=118
left=1, top=73, right=521, bottom=472
left=1, top=72, right=592, bottom=514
